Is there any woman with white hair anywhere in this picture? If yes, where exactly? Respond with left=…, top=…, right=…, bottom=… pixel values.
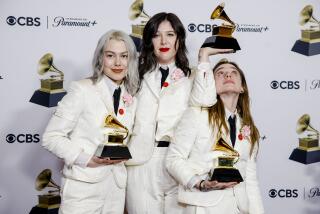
left=42, top=29, right=139, bottom=214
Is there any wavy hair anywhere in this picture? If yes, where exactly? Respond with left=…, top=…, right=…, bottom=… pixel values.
left=138, top=12, right=191, bottom=88
left=91, top=29, right=139, bottom=95
left=208, top=59, right=260, bottom=156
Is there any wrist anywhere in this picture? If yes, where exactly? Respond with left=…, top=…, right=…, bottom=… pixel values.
left=199, top=180, right=206, bottom=192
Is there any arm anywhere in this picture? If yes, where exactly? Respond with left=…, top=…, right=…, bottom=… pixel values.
left=166, top=107, right=200, bottom=187
left=189, top=48, right=234, bottom=107
left=246, top=143, right=265, bottom=214
left=42, top=82, right=121, bottom=167
left=42, top=81, right=86, bottom=166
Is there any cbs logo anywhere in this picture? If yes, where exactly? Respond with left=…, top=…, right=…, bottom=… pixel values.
left=188, top=23, right=217, bottom=33
left=6, top=16, right=41, bottom=26
left=270, top=81, right=300, bottom=89
left=269, top=189, right=298, bottom=198
left=6, top=134, right=40, bottom=143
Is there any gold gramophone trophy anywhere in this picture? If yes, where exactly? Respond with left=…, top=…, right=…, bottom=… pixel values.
left=29, top=169, right=60, bottom=214
left=292, top=5, right=320, bottom=56
left=128, top=0, right=150, bottom=52
left=202, top=2, right=240, bottom=51
left=30, top=53, right=67, bottom=107
left=289, top=114, right=320, bottom=164
left=95, top=114, right=132, bottom=159
left=210, top=137, right=243, bottom=182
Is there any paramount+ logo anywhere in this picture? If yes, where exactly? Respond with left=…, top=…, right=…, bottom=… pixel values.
left=6, top=16, right=41, bottom=27
left=6, top=134, right=40, bottom=143
left=269, top=189, right=298, bottom=198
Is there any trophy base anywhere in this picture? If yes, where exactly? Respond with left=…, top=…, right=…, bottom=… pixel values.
left=291, top=40, right=320, bottom=56
left=210, top=168, right=243, bottom=183
left=95, top=145, right=132, bottom=160
left=201, top=36, right=241, bottom=51
left=289, top=148, right=320, bottom=164
left=30, top=90, right=66, bottom=107
left=29, top=206, right=59, bottom=214
left=130, top=35, right=142, bottom=52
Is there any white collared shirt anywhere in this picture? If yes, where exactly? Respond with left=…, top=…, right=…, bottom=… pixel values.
left=154, top=62, right=176, bottom=94
left=104, top=75, right=122, bottom=96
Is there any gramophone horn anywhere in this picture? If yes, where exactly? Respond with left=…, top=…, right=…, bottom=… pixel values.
left=129, top=0, right=149, bottom=20
left=213, top=137, right=239, bottom=157
left=296, top=114, right=318, bottom=134
left=105, top=114, right=129, bottom=139
left=210, top=2, right=235, bottom=26
left=299, top=5, right=319, bottom=25
left=37, top=53, right=64, bottom=80
left=35, top=169, right=60, bottom=191
left=38, top=53, right=54, bottom=75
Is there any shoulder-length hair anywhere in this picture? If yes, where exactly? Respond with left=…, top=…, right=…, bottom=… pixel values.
left=138, top=12, right=191, bottom=84
left=91, top=29, right=139, bottom=95
left=208, top=59, right=260, bottom=156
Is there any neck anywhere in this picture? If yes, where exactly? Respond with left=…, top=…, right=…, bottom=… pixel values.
left=219, top=93, right=239, bottom=113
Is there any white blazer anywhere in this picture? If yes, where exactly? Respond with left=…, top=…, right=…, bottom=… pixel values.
left=42, top=78, right=137, bottom=188
left=166, top=107, right=264, bottom=214
left=126, top=64, right=216, bottom=166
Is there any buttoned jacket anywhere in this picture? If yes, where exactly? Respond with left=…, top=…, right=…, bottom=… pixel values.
left=42, top=78, right=137, bottom=188
left=126, top=64, right=216, bottom=165
left=166, top=107, right=264, bottom=214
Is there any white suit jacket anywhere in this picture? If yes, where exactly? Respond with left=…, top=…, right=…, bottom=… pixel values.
left=166, top=107, right=264, bottom=214
left=42, top=78, right=137, bottom=188
left=126, top=63, right=216, bottom=165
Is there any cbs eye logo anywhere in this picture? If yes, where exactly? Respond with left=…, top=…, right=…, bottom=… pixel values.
left=188, top=23, right=217, bottom=33
left=6, top=16, right=41, bottom=26
left=269, top=189, right=298, bottom=198
left=270, top=80, right=300, bottom=89
left=6, top=134, right=40, bottom=143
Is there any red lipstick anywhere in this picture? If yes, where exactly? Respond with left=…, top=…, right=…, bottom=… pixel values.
left=159, top=48, right=169, bottom=52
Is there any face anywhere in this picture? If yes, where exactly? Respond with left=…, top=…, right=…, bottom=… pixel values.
left=103, top=39, right=128, bottom=85
left=214, top=63, right=244, bottom=95
left=152, top=20, right=178, bottom=65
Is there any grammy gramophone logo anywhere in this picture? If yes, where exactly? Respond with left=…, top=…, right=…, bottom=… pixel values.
left=29, top=169, right=60, bottom=214
left=289, top=114, right=320, bottom=164
left=29, top=53, right=67, bottom=107
left=202, top=2, right=240, bottom=51
left=128, top=0, right=150, bottom=52
left=291, top=5, right=320, bottom=56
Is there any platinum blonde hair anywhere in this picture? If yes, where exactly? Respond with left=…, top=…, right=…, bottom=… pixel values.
left=91, top=29, right=139, bottom=95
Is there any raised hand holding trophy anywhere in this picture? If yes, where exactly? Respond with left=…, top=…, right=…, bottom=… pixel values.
left=128, top=0, right=150, bottom=52
left=210, top=137, right=243, bottom=182
left=202, top=2, right=240, bottom=51
left=95, top=114, right=132, bottom=159
left=30, top=53, right=67, bottom=107
left=29, top=169, right=60, bottom=214
left=289, top=114, right=320, bottom=164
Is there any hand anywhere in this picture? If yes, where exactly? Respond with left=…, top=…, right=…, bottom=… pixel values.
left=198, top=47, right=234, bottom=63
left=87, top=156, right=128, bottom=168
left=197, top=179, right=238, bottom=191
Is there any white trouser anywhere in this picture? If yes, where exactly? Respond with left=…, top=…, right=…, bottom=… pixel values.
left=183, top=190, right=240, bottom=214
left=59, top=173, right=125, bottom=214
left=126, top=147, right=183, bottom=214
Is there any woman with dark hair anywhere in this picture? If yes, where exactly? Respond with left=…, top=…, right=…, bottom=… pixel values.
left=42, top=30, right=139, bottom=214
left=125, top=12, right=227, bottom=214
left=166, top=48, right=264, bottom=214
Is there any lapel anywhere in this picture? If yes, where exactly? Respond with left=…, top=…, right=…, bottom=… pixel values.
left=144, top=70, right=160, bottom=100
left=94, top=79, right=116, bottom=116
left=159, top=64, right=188, bottom=97
left=115, top=84, right=131, bottom=123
